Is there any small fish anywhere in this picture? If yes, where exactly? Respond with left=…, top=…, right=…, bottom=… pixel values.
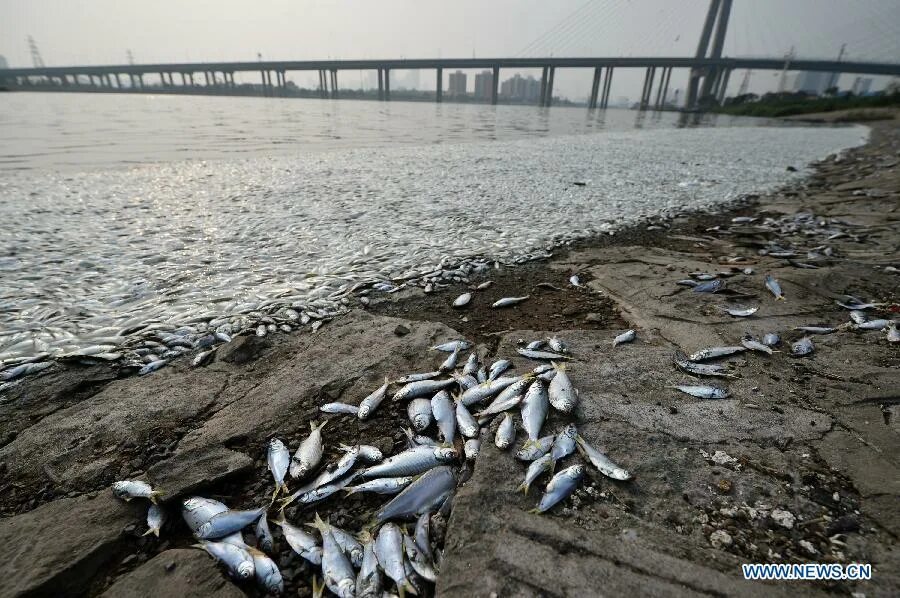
left=195, top=540, right=255, bottom=580
left=138, top=359, right=167, bottom=376
left=192, top=349, right=215, bottom=367
left=764, top=275, right=785, bottom=300
left=247, top=546, right=284, bottom=595
left=396, top=371, right=442, bottom=383
left=849, top=310, right=867, bottom=325
left=464, top=437, right=481, bottom=461
left=439, top=346, right=461, bottom=372
left=357, top=377, right=390, bottom=420
left=693, top=279, right=725, bottom=293
left=476, top=375, right=533, bottom=417
left=722, top=306, right=758, bottom=317
left=887, top=322, right=900, bottom=343
left=548, top=363, right=578, bottom=413
left=273, top=515, right=322, bottom=566
left=407, top=398, right=433, bottom=432
left=688, top=346, right=746, bottom=361
left=669, top=385, right=729, bottom=399
left=392, top=378, right=455, bottom=402
left=414, top=513, right=433, bottom=561
left=856, top=319, right=891, bottom=331
left=534, top=464, right=584, bottom=513
left=459, top=376, right=520, bottom=406
left=690, top=273, right=718, bottom=281
left=181, top=497, right=228, bottom=533
left=521, top=379, right=550, bottom=441
left=495, top=413, right=516, bottom=450
left=476, top=365, right=488, bottom=382
left=267, top=438, right=291, bottom=497
left=673, top=351, right=735, bottom=378
left=290, top=421, right=327, bottom=480
left=762, top=332, right=781, bottom=347
left=455, top=398, right=480, bottom=438
left=488, top=359, right=512, bottom=380
left=550, top=424, right=577, bottom=464
left=255, top=514, right=274, bottom=553
left=343, top=443, right=383, bottom=463
left=112, top=480, right=160, bottom=503
left=516, top=348, right=570, bottom=361
left=517, top=453, right=554, bottom=495
left=144, top=503, right=165, bottom=538
left=356, top=537, right=382, bottom=598
left=791, top=337, right=814, bottom=357
left=197, top=508, right=266, bottom=540
left=431, top=390, right=457, bottom=444
left=547, top=336, right=569, bottom=354
left=731, top=216, right=756, bottom=223
left=376, top=466, right=457, bottom=522
left=452, top=372, right=479, bottom=391
left=309, top=515, right=356, bottom=598
left=404, top=532, right=437, bottom=583
left=359, top=445, right=456, bottom=479
left=452, top=293, right=472, bottom=308
left=345, top=476, right=415, bottom=496
left=320, top=402, right=360, bottom=415
left=525, top=340, right=546, bottom=350
left=375, top=523, right=414, bottom=596
left=515, top=435, right=555, bottom=461
left=613, top=330, right=636, bottom=346
left=492, top=296, right=529, bottom=308
left=462, top=353, right=479, bottom=376
left=741, top=336, right=774, bottom=355
left=318, top=523, right=364, bottom=569
left=676, top=279, right=699, bottom=287
left=476, top=280, right=493, bottom=290
left=793, top=326, right=837, bottom=334
left=431, top=340, right=472, bottom=352
left=570, top=275, right=582, bottom=287
left=576, top=435, right=633, bottom=480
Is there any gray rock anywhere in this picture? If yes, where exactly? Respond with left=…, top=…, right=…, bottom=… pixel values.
left=217, top=335, right=270, bottom=364
left=146, top=445, right=253, bottom=501
left=101, top=549, right=244, bottom=598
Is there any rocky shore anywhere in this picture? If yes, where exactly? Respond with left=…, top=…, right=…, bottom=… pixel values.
left=1, top=117, right=898, bottom=597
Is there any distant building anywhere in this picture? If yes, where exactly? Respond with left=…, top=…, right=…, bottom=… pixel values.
left=851, top=76, right=873, bottom=95
left=448, top=70, right=467, bottom=96
left=794, top=71, right=828, bottom=95
left=473, top=70, right=493, bottom=100
left=499, top=74, right=541, bottom=102
left=0, top=55, right=7, bottom=69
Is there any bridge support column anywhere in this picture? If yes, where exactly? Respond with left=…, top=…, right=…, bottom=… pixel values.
left=601, top=67, right=613, bottom=108
left=657, top=67, right=672, bottom=108
left=715, top=67, right=731, bottom=104
left=539, top=66, right=548, bottom=106
left=491, top=66, right=499, bottom=105
left=543, top=66, right=555, bottom=107
left=179, top=73, right=186, bottom=86
left=589, top=67, right=601, bottom=109
left=639, top=67, right=655, bottom=109
left=331, top=70, right=338, bottom=99
left=377, top=69, right=383, bottom=101
left=436, top=68, right=442, bottom=102
left=384, top=68, right=390, bottom=101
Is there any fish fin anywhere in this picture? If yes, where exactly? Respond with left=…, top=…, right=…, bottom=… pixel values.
left=403, top=580, right=419, bottom=596
left=307, top=512, right=329, bottom=533
left=275, top=494, right=297, bottom=511
left=343, top=487, right=358, bottom=495
left=141, top=527, right=158, bottom=537
left=311, top=575, right=325, bottom=598
left=527, top=508, right=542, bottom=515
left=516, top=482, right=529, bottom=495
left=272, top=510, right=286, bottom=526
left=551, top=361, right=565, bottom=372
left=149, top=491, right=162, bottom=504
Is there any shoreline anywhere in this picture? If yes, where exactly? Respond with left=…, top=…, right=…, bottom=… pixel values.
left=0, top=115, right=898, bottom=597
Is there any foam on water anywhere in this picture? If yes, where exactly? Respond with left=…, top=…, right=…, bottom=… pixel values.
left=0, top=124, right=868, bottom=361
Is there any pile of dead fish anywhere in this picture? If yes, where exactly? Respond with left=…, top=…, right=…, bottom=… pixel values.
left=110, top=337, right=632, bottom=596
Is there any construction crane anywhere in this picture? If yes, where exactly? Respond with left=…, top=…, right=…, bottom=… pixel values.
left=738, top=69, right=752, bottom=96
left=27, top=35, right=45, bottom=68
left=777, top=46, right=794, bottom=94
left=127, top=49, right=134, bottom=65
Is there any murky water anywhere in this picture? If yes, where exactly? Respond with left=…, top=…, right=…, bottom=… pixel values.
left=0, top=92, right=867, bottom=368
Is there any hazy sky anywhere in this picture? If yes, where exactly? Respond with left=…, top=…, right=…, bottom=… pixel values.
left=2, top=0, right=898, bottom=100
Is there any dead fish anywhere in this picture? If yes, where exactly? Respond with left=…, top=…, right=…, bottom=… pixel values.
left=375, top=466, right=457, bottom=522
left=521, top=379, right=550, bottom=442
left=548, top=363, right=577, bottom=413
left=856, top=319, right=891, bottom=331
left=690, top=272, right=718, bottom=281
left=392, top=378, right=455, bottom=402
left=676, top=279, right=699, bottom=287
left=793, top=326, right=837, bottom=334
left=492, top=296, right=529, bottom=308
left=455, top=398, right=480, bottom=438
left=570, top=275, right=582, bottom=287
left=669, top=385, right=729, bottom=399
left=197, top=508, right=266, bottom=540
left=431, top=340, right=472, bottom=352
left=515, top=435, right=555, bottom=461
left=613, top=330, right=635, bottom=346
left=547, top=336, right=569, bottom=354
left=791, top=337, right=814, bottom=357
left=516, top=348, right=570, bottom=361
left=359, top=445, right=456, bottom=479
left=137, top=359, right=167, bottom=376
left=452, top=293, right=471, bottom=308
left=673, top=351, right=735, bottom=378
left=476, top=280, right=493, bottom=290
left=144, top=503, right=165, bottom=537
left=575, top=435, right=633, bottom=480
left=195, top=539, right=255, bottom=580
left=357, top=377, right=390, bottom=420
left=272, top=515, right=323, bottom=566
left=247, top=546, right=284, bottom=595
left=550, top=424, right=577, bottom=463
left=439, top=346, right=461, bottom=372
left=517, top=453, right=553, bottom=495
left=886, top=322, right=899, bottom=343
left=688, top=346, right=746, bottom=361
left=255, top=514, right=274, bottom=553
left=462, top=353, right=479, bottom=376
left=525, top=340, right=546, bottom=350
left=320, top=402, right=359, bottom=415
left=494, top=413, right=515, bottom=449
left=464, top=437, right=481, bottom=461
left=722, top=306, right=758, bottom=317
left=764, top=275, right=785, bottom=300
left=849, top=310, right=867, bottom=325
left=533, top=465, right=584, bottom=513
left=488, top=359, right=512, bottom=380
left=693, top=279, right=725, bottom=293
left=741, top=336, right=775, bottom=355
left=762, top=332, right=781, bottom=347
left=407, top=398, right=433, bottom=432
left=290, top=421, right=327, bottom=480
left=191, top=349, right=216, bottom=367
left=345, top=476, right=414, bottom=496
left=267, top=438, right=291, bottom=498
left=395, top=371, right=442, bottom=384
left=431, top=390, right=457, bottom=444
left=112, top=480, right=161, bottom=503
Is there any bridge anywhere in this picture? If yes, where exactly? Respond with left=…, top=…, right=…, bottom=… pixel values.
left=2, top=0, right=898, bottom=110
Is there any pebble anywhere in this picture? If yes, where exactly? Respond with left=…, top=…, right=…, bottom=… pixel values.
left=771, top=508, right=796, bottom=529
left=394, top=324, right=411, bottom=336
left=709, top=529, right=733, bottom=548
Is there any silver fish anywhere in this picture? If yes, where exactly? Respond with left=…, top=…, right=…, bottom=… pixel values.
left=414, top=513, right=433, bottom=561
left=247, top=546, right=284, bottom=595
left=357, top=377, right=390, bottom=420
left=548, top=363, right=577, bottom=413
left=688, top=346, right=746, bottom=361
left=849, top=310, right=867, bottom=325
left=343, top=444, right=383, bottom=463
left=112, top=480, right=160, bottom=503
left=452, top=293, right=472, bottom=308
left=320, top=402, right=360, bottom=415
left=793, top=326, right=837, bottom=334
left=407, top=398, right=433, bottom=432
left=360, top=445, right=456, bottom=479
left=396, top=371, right=442, bottom=383
left=375, top=523, right=413, bottom=595
left=403, top=427, right=440, bottom=448
left=691, top=272, right=718, bottom=281
left=521, top=379, right=550, bottom=441
left=762, top=332, right=781, bottom=347
left=462, top=353, right=479, bottom=376
left=791, top=337, right=814, bottom=357
left=887, top=323, right=900, bottom=343
left=669, top=385, right=729, bottom=399
left=439, top=346, right=461, bottom=372
left=455, top=399, right=480, bottom=438
left=722, top=306, right=758, bottom=317
left=431, top=390, right=457, bottom=444
left=144, top=503, right=165, bottom=538
left=551, top=424, right=578, bottom=463
left=673, top=351, right=735, bottom=378
left=310, top=515, right=356, bottom=598
left=525, top=340, right=546, bottom=350
left=431, top=340, right=472, bottom=352
left=197, top=508, right=265, bottom=540
left=310, top=445, right=359, bottom=489
left=191, top=349, right=215, bottom=367
left=547, top=336, right=569, bottom=354
left=693, top=279, right=725, bottom=293
left=488, top=359, right=512, bottom=380
left=273, top=515, right=322, bottom=565
left=0, top=361, right=52, bottom=381
left=492, top=296, right=529, bottom=308
left=392, top=378, right=455, bottom=402
left=255, top=514, right=274, bottom=553
left=476, top=376, right=532, bottom=417
left=196, top=540, right=255, bottom=580
left=404, top=532, right=437, bottom=583
left=345, top=476, right=415, bottom=496
left=535, top=464, right=584, bottom=513
left=495, top=413, right=516, bottom=450
left=137, top=359, right=167, bottom=376
left=324, top=523, right=364, bottom=569
left=741, top=336, right=774, bottom=355
left=452, top=372, right=479, bottom=391
left=857, top=319, right=891, bottom=331
left=290, top=421, right=327, bottom=479
left=376, top=466, right=457, bottom=522
left=677, top=279, right=699, bottom=288
left=267, top=438, right=291, bottom=497
left=182, top=497, right=228, bottom=533
left=476, top=366, right=488, bottom=383
left=576, top=435, right=633, bottom=480
left=459, top=376, right=519, bottom=406
left=517, top=453, right=554, bottom=495
left=287, top=475, right=355, bottom=506
left=356, top=537, right=382, bottom=598
left=476, top=280, right=493, bottom=290
left=765, top=274, right=785, bottom=300
left=516, top=347, right=570, bottom=361
left=515, top=435, right=555, bottom=461
left=613, top=330, right=636, bottom=346
left=464, top=437, right=481, bottom=460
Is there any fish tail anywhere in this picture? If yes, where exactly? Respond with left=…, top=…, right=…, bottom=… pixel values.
left=142, top=526, right=160, bottom=538
left=552, top=361, right=566, bottom=371
left=311, top=575, right=325, bottom=598
left=308, top=512, right=328, bottom=533
left=403, top=580, right=419, bottom=596
left=149, top=491, right=162, bottom=504
left=527, top=508, right=542, bottom=515
left=777, top=296, right=786, bottom=301
left=517, top=481, right=529, bottom=495
left=343, top=487, right=358, bottom=495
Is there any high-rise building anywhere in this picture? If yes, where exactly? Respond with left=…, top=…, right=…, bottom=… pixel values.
left=0, top=55, right=7, bottom=69
left=473, top=70, right=493, bottom=100
left=448, top=70, right=467, bottom=96
left=499, top=74, right=541, bottom=102
left=794, top=71, right=828, bottom=95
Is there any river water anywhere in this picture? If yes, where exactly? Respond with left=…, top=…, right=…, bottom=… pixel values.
left=0, top=92, right=867, bottom=365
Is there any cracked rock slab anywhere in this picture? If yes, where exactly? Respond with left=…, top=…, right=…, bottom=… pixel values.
left=101, top=549, right=244, bottom=598
left=146, top=445, right=254, bottom=501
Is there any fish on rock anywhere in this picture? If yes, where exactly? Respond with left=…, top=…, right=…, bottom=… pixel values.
left=613, top=330, right=635, bottom=346
left=765, top=274, right=785, bottom=300
left=533, top=465, right=584, bottom=513
left=290, top=421, right=327, bottom=480
left=492, top=296, right=529, bottom=308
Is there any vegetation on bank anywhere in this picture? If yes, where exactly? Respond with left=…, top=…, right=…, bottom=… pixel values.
left=713, top=87, right=900, bottom=118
